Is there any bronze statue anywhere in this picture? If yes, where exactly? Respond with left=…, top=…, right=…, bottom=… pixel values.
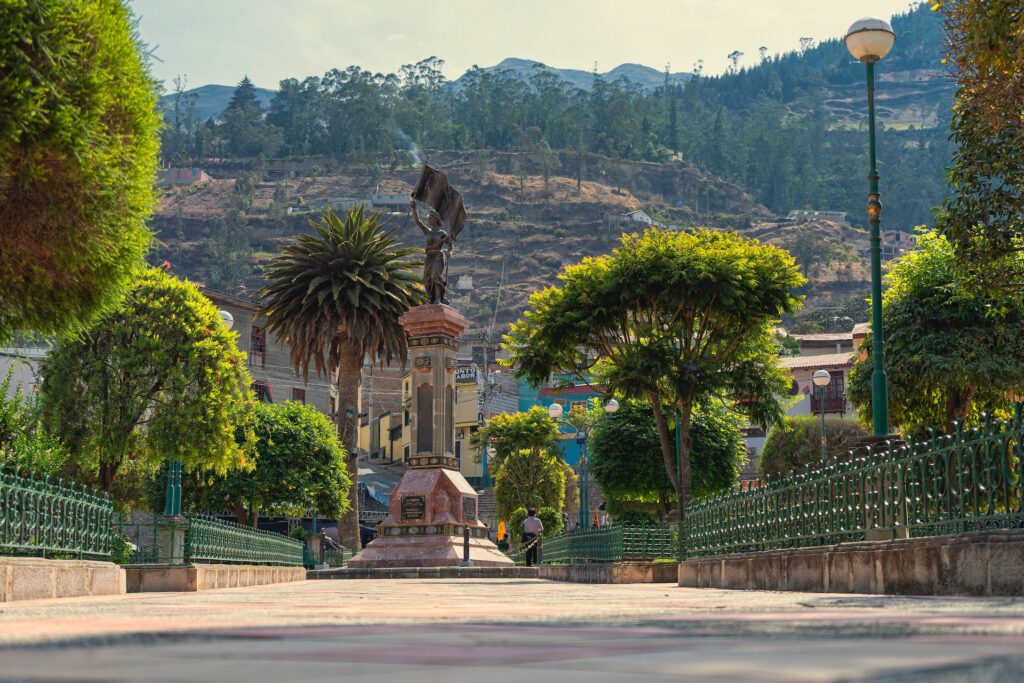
left=410, top=165, right=466, bottom=305
left=410, top=200, right=452, bottom=304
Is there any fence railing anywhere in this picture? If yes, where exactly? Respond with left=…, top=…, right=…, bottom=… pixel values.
left=113, top=512, right=158, bottom=564
left=185, top=515, right=303, bottom=566
left=507, top=523, right=677, bottom=565
left=0, top=468, right=113, bottom=559
left=684, top=406, right=1024, bottom=559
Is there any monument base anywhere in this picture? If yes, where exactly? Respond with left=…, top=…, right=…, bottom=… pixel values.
left=349, top=468, right=513, bottom=568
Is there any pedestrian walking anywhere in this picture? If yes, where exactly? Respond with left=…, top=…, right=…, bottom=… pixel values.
left=522, top=508, right=543, bottom=567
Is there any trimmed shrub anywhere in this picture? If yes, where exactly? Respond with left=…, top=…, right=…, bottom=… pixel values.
left=759, top=416, right=869, bottom=478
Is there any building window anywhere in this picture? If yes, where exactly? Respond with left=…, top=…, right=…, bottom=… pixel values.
left=250, top=326, right=266, bottom=369
left=404, top=409, right=410, bottom=426
left=569, top=400, right=587, bottom=414
left=291, top=388, right=306, bottom=403
left=810, top=372, right=846, bottom=415
left=403, top=445, right=410, bottom=462
left=330, top=396, right=336, bottom=419
left=252, top=380, right=272, bottom=403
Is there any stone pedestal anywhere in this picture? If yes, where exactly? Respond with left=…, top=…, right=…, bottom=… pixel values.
left=349, top=304, right=513, bottom=568
left=156, top=516, right=188, bottom=565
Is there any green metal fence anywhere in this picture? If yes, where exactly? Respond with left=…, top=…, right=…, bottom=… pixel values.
left=507, top=523, right=678, bottom=565
left=113, top=512, right=158, bottom=564
left=684, top=407, right=1024, bottom=559
left=185, top=515, right=303, bottom=566
left=0, top=468, right=113, bottom=559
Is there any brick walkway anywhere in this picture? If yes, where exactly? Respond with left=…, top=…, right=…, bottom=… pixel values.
left=3, top=579, right=1024, bottom=681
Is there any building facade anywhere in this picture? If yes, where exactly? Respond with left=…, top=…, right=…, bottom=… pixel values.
left=203, top=289, right=336, bottom=419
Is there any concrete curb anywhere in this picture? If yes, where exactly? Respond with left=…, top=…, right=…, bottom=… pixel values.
left=125, top=564, right=306, bottom=592
left=539, top=562, right=678, bottom=583
left=680, top=528, right=1024, bottom=595
left=0, top=557, right=125, bottom=602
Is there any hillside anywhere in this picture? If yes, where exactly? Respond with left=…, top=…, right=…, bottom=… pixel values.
left=150, top=151, right=870, bottom=333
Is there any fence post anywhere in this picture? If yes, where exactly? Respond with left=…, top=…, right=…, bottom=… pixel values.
left=460, top=526, right=474, bottom=567
left=157, top=459, right=189, bottom=564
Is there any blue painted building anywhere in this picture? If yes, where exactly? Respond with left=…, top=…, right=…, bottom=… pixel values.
left=536, top=385, right=605, bottom=467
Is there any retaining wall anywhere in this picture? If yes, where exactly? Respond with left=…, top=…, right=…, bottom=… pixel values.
left=679, top=529, right=1024, bottom=596
left=309, top=566, right=538, bottom=580
left=0, top=557, right=126, bottom=602
left=125, top=564, right=306, bottom=592
left=539, top=562, right=678, bottom=584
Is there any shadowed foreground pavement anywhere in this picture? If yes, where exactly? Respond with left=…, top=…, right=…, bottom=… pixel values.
left=3, top=579, right=1024, bottom=681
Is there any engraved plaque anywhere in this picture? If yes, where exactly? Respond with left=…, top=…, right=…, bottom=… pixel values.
left=401, top=495, right=426, bottom=520
left=463, top=497, right=477, bottom=520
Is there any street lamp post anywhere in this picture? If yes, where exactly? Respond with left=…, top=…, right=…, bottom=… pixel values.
left=812, top=370, right=832, bottom=462
left=548, top=398, right=619, bottom=529
left=485, top=444, right=496, bottom=489
left=846, top=17, right=895, bottom=437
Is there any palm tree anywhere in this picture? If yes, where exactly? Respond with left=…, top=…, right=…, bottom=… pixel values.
left=261, top=206, right=424, bottom=548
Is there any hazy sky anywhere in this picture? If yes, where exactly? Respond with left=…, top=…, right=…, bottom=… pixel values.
left=132, top=0, right=916, bottom=90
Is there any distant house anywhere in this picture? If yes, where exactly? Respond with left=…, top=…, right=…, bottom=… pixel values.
left=605, top=210, right=673, bottom=230
left=742, top=327, right=863, bottom=484
left=786, top=210, right=848, bottom=225
left=157, top=167, right=210, bottom=187
left=202, top=289, right=337, bottom=422
left=881, top=230, right=917, bottom=260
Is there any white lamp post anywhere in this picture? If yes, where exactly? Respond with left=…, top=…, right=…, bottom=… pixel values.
left=218, top=309, right=234, bottom=330
left=812, top=369, right=833, bottom=461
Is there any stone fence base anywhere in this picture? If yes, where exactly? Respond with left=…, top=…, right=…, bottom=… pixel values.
left=125, top=564, right=306, bottom=592
left=540, top=562, right=678, bottom=584
left=0, top=557, right=125, bottom=602
left=679, top=529, right=1024, bottom=596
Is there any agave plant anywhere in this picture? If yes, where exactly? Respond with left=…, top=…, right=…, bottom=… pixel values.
left=261, top=206, right=424, bottom=547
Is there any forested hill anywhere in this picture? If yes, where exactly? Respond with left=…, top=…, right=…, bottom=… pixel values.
left=160, top=3, right=952, bottom=232
left=152, top=3, right=954, bottom=330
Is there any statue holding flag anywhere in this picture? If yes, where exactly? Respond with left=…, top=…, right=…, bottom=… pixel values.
left=409, top=164, right=466, bottom=305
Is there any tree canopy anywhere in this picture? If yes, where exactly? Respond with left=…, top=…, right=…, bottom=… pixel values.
left=589, top=398, right=745, bottom=518
left=167, top=401, right=351, bottom=525
left=493, top=448, right=566, bottom=520
left=849, top=232, right=1024, bottom=435
left=505, top=228, right=804, bottom=518
left=39, top=269, right=255, bottom=494
left=0, top=0, right=160, bottom=342
left=935, top=0, right=1024, bottom=289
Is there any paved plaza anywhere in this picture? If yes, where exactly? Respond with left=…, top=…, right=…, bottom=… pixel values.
left=2, top=580, right=1024, bottom=681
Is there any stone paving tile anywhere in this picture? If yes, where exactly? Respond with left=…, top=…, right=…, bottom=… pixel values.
left=3, top=580, right=1024, bottom=681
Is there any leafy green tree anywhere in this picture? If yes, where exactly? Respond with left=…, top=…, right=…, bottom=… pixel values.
left=589, top=398, right=745, bottom=518
left=38, top=269, right=255, bottom=494
left=260, top=206, right=423, bottom=547
left=935, top=0, right=1024, bottom=289
left=0, top=0, right=160, bottom=342
left=475, top=407, right=575, bottom=518
left=156, top=401, right=351, bottom=526
left=505, top=228, right=804, bottom=523
left=0, top=367, right=68, bottom=475
left=221, top=76, right=282, bottom=158
left=849, top=232, right=1024, bottom=434
left=493, top=449, right=566, bottom=520
left=475, top=406, right=560, bottom=470
left=759, top=416, right=869, bottom=478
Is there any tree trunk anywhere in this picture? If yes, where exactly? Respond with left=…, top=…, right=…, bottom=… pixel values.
left=945, top=385, right=976, bottom=433
left=649, top=394, right=681, bottom=502
left=336, top=341, right=362, bottom=549
left=231, top=502, right=248, bottom=526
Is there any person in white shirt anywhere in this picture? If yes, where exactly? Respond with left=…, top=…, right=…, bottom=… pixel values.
left=522, top=508, right=544, bottom=566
